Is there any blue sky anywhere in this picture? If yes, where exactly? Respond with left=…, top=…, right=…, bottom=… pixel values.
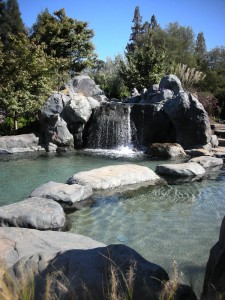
left=18, top=0, right=225, bottom=61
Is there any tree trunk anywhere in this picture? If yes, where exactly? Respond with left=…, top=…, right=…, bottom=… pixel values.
left=13, top=111, right=18, bottom=131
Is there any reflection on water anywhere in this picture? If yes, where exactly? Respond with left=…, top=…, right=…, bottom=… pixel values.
left=0, top=151, right=224, bottom=296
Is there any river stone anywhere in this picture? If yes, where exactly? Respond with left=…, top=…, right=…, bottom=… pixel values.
left=156, top=162, right=206, bottom=177
left=201, top=216, right=225, bottom=300
left=189, top=156, right=223, bottom=168
left=145, top=143, right=186, bottom=158
left=0, top=197, right=65, bottom=230
left=8, top=243, right=196, bottom=300
left=67, top=164, right=161, bottom=190
left=0, top=227, right=105, bottom=268
left=30, top=181, right=93, bottom=210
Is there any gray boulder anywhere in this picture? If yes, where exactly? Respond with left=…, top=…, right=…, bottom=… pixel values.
left=0, top=197, right=66, bottom=230
left=9, top=244, right=196, bottom=300
left=156, top=162, right=206, bottom=177
left=0, top=227, right=105, bottom=267
left=65, top=75, right=106, bottom=99
left=0, top=133, right=39, bottom=153
left=62, top=94, right=100, bottom=124
left=159, top=74, right=184, bottom=95
left=67, top=164, right=162, bottom=190
left=145, top=143, right=186, bottom=158
left=189, top=156, right=223, bottom=168
left=163, top=92, right=212, bottom=148
left=201, top=216, right=225, bottom=300
left=30, top=181, right=93, bottom=211
left=39, top=92, right=69, bottom=119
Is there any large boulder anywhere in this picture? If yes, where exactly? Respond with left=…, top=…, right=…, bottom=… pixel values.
left=9, top=244, right=196, bottom=300
left=30, top=181, right=93, bottom=211
left=156, top=162, right=206, bottom=177
left=39, top=76, right=107, bottom=150
left=0, top=197, right=66, bottom=230
left=163, top=92, right=212, bottom=148
left=145, top=143, right=186, bottom=158
left=201, top=216, right=225, bottom=300
left=0, top=227, right=105, bottom=267
left=67, top=164, right=162, bottom=190
left=0, top=133, right=39, bottom=153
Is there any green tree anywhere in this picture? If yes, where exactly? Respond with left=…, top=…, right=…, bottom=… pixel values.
left=164, top=22, right=197, bottom=67
left=87, top=55, right=129, bottom=99
left=195, top=32, right=207, bottom=69
left=126, top=6, right=143, bottom=52
left=0, top=33, right=56, bottom=130
left=31, top=8, right=96, bottom=73
left=121, top=32, right=168, bottom=91
left=149, top=14, right=159, bottom=30
left=0, top=0, right=25, bottom=44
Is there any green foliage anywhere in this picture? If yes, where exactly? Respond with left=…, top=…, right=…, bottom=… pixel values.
left=121, top=32, right=169, bottom=91
left=0, top=33, right=56, bottom=130
left=31, top=8, right=96, bottom=73
left=195, top=32, right=207, bottom=69
left=0, top=0, right=25, bottom=44
left=87, top=55, right=129, bottom=99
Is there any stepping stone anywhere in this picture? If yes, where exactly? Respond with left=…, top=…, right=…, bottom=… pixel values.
left=0, top=197, right=66, bottom=230
left=67, top=164, right=161, bottom=190
left=30, top=181, right=93, bottom=211
left=156, top=162, right=205, bottom=177
left=189, top=156, right=223, bottom=168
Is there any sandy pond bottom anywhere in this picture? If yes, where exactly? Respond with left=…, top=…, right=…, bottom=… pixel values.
left=0, top=149, right=224, bottom=296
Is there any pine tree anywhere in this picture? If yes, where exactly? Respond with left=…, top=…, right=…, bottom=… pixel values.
left=126, top=6, right=143, bottom=52
left=0, top=0, right=25, bottom=43
left=149, top=15, right=159, bottom=30
left=195, top=32, right=207, bottom=69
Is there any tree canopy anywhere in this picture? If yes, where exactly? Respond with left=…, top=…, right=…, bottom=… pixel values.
left=31, top=8, right=96, bottom=73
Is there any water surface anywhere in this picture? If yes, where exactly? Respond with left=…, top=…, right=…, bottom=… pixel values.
left=0, top=150, right=224, bottom=296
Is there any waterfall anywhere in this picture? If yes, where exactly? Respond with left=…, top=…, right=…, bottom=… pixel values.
left=84, top=103, right=133, bottom=149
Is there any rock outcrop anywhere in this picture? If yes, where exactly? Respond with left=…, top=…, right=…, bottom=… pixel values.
left=201, top=216, right=225, bottom=300
left=30, top=181, right=93, bottom=211
left=67, top=164, right=162, bottom=190
left=39, top=76, right=107, bottom=150
left=0, top=133, right=40, bottom=153
left=0, top=197, right=66, bottom=230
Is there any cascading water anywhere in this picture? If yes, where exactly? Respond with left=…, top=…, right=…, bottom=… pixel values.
left=84, top=103, right=133, bottom=150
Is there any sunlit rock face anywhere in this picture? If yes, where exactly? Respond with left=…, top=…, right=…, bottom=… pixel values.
left=39, top=74, right=212, bottom=151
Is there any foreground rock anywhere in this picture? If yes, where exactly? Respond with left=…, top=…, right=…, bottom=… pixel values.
left=145, top=143, right=186, bottom=158
left=30, top=181, right=93, bottom=211
left=0, top=133, right=40, bottom=154
left=156, top=162, right=206, bottom=177
left=67, top=164, right=162, bottom=190
left=189, top=156, right=223, bottom=168
left=0, top=227, right=105, bottom=267
left=0, top=197, right=65, bottom=230
left=201, top=216, right=225, bottom=300
left=9, top=243, right=196, bottom=300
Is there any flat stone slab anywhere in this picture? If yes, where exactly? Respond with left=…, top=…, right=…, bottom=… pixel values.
left=30, top=181, right=93, bottom=210
left=189, top=156, right=223, bottom=168
left=0, top=227, right=105, bottom=267
left=67, top=164, right=161, bottom=190
left=156, top=162, right=205, bottom=177
left=0, top=197, right=66, bottom=230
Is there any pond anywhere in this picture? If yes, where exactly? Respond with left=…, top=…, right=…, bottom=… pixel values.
left=0, top=149, right=224, bottom=296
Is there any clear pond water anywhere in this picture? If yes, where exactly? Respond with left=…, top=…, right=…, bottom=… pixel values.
left=0, top=150, right=224, bottom=296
